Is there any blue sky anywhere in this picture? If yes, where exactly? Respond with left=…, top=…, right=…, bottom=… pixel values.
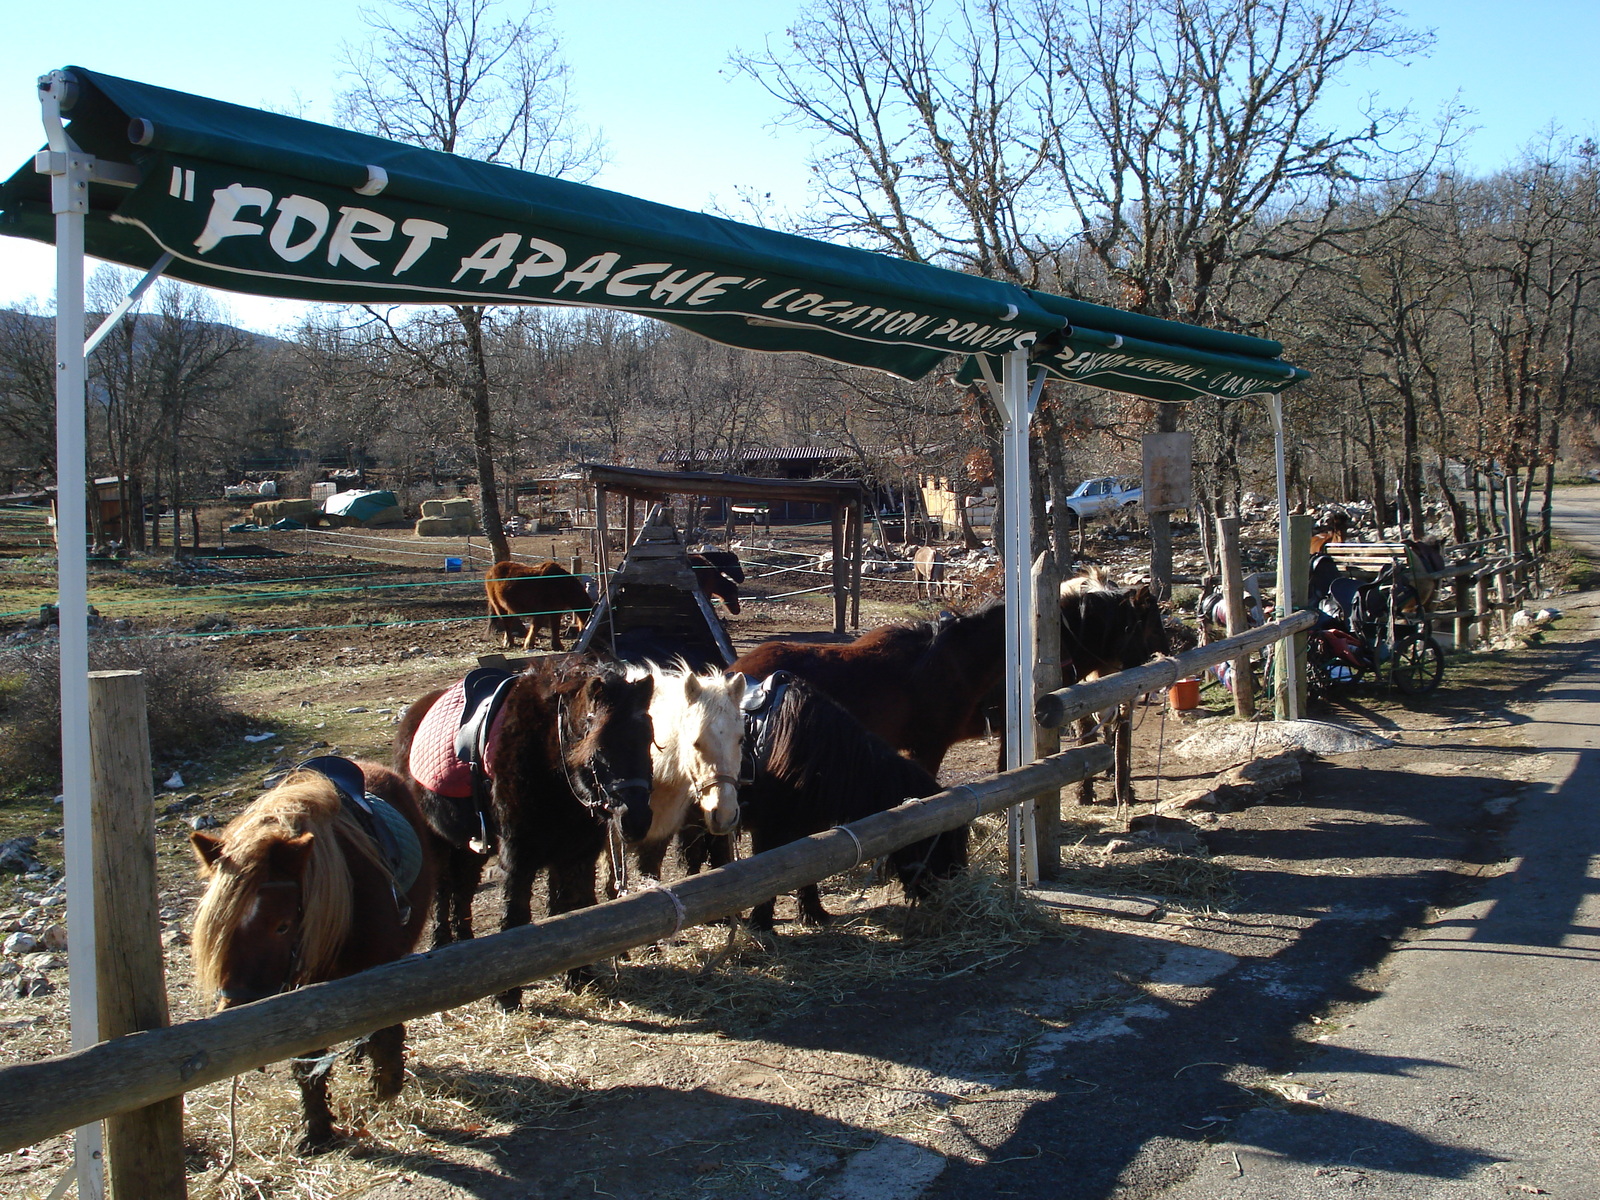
left=1, top=0, right=1595, bottom=332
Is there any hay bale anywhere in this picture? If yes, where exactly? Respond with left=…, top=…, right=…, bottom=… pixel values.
left=415, top=516, right=474, bottom=537
left=420, top=499, right=447, bottom=518
left=250, top=497, right=319, bottom=524
left=360, top=504, right=407, bottom=528
left=420, top=497, right=477, bottom=520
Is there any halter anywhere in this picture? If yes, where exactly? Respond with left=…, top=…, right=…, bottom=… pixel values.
left=555, top=693, right=651, bottom=896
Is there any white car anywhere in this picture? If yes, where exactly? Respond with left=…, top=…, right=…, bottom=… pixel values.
left=1056, top=476, right=1142, bottom=526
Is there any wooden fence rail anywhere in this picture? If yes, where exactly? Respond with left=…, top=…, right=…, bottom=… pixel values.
left=0, top=743, right=1112, bottom=1154
left=1035, top=610, right=1319, bottom=730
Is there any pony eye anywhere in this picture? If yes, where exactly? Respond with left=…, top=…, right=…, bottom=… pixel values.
left=275, top=921, right=292, bottom=936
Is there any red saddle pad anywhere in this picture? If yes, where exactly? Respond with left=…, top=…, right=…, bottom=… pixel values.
left=409, top=679, right=508, bottom=798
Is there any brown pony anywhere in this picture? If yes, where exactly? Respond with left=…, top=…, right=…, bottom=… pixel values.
left=189, top=760, right=433, bottom=1152
left=485, top=559, right=593, bottom=650
left=1059, top=567, right=1171, bottom=804
left=730, top=602, right=1007, bottom=774
left=689, top=552, right=742, bottom=614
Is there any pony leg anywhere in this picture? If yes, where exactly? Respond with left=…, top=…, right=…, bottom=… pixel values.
left=522, top=621, right=538, bottom=652
left=428, top=834, right=456, bottom=948
left=367, top=1023, right=406, bottom=1101
left=1075, top=715, right=1097, bottom=805
left=1114, top=703, right=1134, bottom=805
left=549, top=617, right=564, bottom=652
left=449, top=846, right=485, bottom=943
left=795, top=884, right=832, bottom=926
left=549, top=856, right=600, bottom=989
left=292, top=1049, right=336, bottom=1153
left=494, top=844, right=538, bottom=1010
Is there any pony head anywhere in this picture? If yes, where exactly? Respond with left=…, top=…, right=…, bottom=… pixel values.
left=669, top=666, right=746, bottom=837
left=189, top=772, right=377, bottom=1008
left=890, top=825, right=969, bottom=902
left=565, top=664, right=656, bottom=843
left=1119, top=584, right=1171, bottom=665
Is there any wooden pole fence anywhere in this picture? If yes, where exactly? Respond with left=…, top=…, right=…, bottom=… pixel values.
left=1035, top=610, right=1319, bottom=731
left=88, top=671, right=186, bottom=1199
left=0, top=743, right=1112, bottom=1154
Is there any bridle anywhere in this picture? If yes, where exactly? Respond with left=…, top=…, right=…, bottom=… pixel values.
left=556, top=692, right=651, bottom=895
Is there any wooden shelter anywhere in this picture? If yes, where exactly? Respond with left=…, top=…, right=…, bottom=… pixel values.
left=580, top=463, right=867, bottom=633
left=574, top=505, right=737, bottom=669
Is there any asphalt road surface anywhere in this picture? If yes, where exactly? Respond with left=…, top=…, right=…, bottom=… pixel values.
left=1151, top=486, right=1600, bottom=1200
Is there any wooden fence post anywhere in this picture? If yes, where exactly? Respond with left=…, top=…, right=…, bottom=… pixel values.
left=1475, top=570, right=1492, bottom=643
left=1031, top=550, right=1063, bottom=880
left=1216, top=516, right=1255, bottom=717
left=1274, top=514, right=1313, bottom=721
left=88, top=670, right=186, bottom=1199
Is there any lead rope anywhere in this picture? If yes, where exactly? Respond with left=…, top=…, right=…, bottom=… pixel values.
left=607, top=811, right=630, bottom=897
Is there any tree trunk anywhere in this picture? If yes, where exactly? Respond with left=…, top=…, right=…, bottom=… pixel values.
left=1148, top=402, right=1179, bottom=598
left=456, top=306, right=512, bottom=563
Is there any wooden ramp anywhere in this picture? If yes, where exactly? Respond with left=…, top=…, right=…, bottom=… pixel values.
left=574, top=505, right=736, bottom=670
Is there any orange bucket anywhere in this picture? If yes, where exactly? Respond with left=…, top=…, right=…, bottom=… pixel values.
left=1169, top=677, right=1201, bottom=711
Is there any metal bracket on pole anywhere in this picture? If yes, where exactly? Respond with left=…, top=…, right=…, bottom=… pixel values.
left=38, top=67, right=105, bottom=1200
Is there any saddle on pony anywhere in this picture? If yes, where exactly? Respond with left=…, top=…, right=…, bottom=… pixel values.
left=408, top=667, right=516, bottom=851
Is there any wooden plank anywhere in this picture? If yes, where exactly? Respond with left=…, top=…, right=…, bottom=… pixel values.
left=0, top=744, right=1114, bottom=1153
left=1036, top=610, right=1318, bottom=730
left=1216, top=516, right=1255, bottom=718
left=89, top=671, right=186, bottom=1199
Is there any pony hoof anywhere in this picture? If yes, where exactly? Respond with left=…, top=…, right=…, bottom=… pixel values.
left=296, top=1130, right=338, bottom=1156
left=796, top=909, right=833, bottom=927
left=493, top=988, right=523, bottom=1011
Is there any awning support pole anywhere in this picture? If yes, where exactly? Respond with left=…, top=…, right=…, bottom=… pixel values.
left=39, top=68, right=105, bottom=1200
left=1266, top=394, right=1302, bottom=720
left=994, top=349, right=1043, bottom=888
left=83, top=252, right=174, bottom=357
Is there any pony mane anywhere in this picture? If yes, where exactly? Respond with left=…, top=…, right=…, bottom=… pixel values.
left=1062, top=565, right=1117, bottom=599
left=763, top=679, right=936, bottom=817
left=192, top=771, right=386, bottom=995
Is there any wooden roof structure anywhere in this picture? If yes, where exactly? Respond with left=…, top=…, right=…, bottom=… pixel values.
left=573, top=505, right=737, bottom=670
left=579, top=463, right=866, bottom=633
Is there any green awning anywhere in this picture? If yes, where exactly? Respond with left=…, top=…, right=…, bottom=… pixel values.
left=2, top=67, right=1306, bottom=397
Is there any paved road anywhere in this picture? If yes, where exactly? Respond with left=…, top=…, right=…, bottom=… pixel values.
left=1153, top=490, right=1600, bottom=1200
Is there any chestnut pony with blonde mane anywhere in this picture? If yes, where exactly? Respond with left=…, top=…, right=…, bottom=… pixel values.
left=190, top=761, right=432, bottom=1152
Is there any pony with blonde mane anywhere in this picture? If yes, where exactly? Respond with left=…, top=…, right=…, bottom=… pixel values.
left=190, top=761, right=432, bottom=1152
left=633, top=663, right=745, bottom=879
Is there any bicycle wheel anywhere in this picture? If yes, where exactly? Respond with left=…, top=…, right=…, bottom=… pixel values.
left=1391, top=632, right=1444, bottom=695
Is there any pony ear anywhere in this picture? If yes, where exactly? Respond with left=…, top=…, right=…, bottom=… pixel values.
left=267, top=832, right=315, bottom=879
left=190, top=830, right=225, bottom=873
left=1134, top=585, right=1153, bottom=602
left=683, top=672, right=702, bottom=701
left=725, top=672, right=747, bottom=703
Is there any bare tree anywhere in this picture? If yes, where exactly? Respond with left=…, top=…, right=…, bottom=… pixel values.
left=741, top=0, right=1438, bottom=589
left=339, top=0, right=603, bottom=560
left=0, top=304, right=59, bottom=481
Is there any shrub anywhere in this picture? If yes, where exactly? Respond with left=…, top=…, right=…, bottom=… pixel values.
left=0, top=633, right=239, bottom=789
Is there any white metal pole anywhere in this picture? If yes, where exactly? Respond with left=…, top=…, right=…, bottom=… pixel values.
left=1000, top=349, right=1039, bottom=886
left=1268, top=393, right=1301, bottom=721
left=39, top=69, right=104, bottom=1200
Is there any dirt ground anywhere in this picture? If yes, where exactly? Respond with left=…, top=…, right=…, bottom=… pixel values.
left=0, top=521, right=1582, bottom=1200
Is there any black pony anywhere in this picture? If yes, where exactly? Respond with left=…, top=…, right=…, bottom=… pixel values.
left=644, top=673, right=967, bottom=929
left=395, top=657, right=655, bottom=1004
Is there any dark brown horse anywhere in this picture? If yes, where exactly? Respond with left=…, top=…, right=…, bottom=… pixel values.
left=730, top=602, right=1008, bottom=774
left=689, top=552, right=742, bottom=614
left=396, top=657, right=656, bottom=1005
left=1059, top=567, right=1171, bottom=804
left=484, top=559, right=593, bottom=650
left=190, top=759, right=433, bottom=1152
left=646, top=673, right=967, bottom=929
